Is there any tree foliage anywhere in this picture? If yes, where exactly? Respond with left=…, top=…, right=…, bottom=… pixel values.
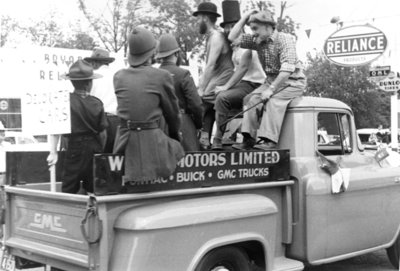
left=0, top=16, right=19, bottom=47
left=305, top=55, right=391, bottom=128
left=78, top=0, right=143, bottom=53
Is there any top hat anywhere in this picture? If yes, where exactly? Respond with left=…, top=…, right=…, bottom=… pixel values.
left=220, top=0, right=241, bottom=27
left=84, top=48, right=115, bottom=63
left=128, top=27, right=157, bottom=66
left=156, top=34, right=180, bottom=59
left=61, top=60, right=102, bottom=80
left=248, top=10, right=276, bottom=26
left=193, top=2, right=221, bottom=17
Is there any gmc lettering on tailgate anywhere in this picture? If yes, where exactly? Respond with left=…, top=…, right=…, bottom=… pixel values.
left=29, top=213, right=67, bottom=233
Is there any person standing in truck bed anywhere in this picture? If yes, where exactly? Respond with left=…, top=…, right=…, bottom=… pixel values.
left=47, top=60, right=107, bottom=194
left=113, top=27, right=184, bottom=182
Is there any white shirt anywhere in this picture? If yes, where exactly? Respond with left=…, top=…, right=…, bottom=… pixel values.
left=232, top=48, right=266, bottom=84
left=91, top=65, right=118, bottom=115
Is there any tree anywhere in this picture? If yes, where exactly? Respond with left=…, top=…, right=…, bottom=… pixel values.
left=78, top=0, right=143, bottom=54
left=56, top=32, right=97, bottom=50
left=144, top=0, right=204, bottom=64
left=24, top=18, right=65, bottom=47
left=0, top=15, right=19, bottom=47
left=305, top=54, right=391, bottom=128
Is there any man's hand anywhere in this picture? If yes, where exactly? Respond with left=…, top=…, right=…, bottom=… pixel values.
left=261, top=87, right=274, bottom=102
left=244, top=10, right=258, bottom=23
left=215, top=85, right=228, bottom=95
left=47, top=152, right=58, bottom=167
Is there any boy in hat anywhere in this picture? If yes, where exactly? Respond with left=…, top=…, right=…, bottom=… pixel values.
left=229, top=10, right=306, bottom=150
left=157, top=33, right=203, bottom=151
left=84, top=48, right=119, bottom=153
left=193, top=2, right=234, bottom=149
left=211, top=0, right=266, bottom=150
left=113, top=27, right=184, bottom=182
left=47, top=60, right=108, bottom=194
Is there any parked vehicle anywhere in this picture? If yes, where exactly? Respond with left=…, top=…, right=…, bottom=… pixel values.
left=1, top=97, right=400, bottom=271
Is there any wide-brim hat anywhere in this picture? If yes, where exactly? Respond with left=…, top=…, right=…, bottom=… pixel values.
left=248, top=10, right=276, bottom=26
left=61, top=60, right=102, bottom=80
left=156, top=34, right=180, bottom=59
left=193, top=2, right=221, bottom=17
left=128, top=27, right=157, bottom=66
left=220, top=0, right=241, bottom=27
left=84, top=48, right=115, bottom=63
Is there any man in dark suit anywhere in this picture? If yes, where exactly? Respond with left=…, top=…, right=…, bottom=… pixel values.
left=157, top=34, right=203, bottom=151
left=113, top=28, right=184, bottom=182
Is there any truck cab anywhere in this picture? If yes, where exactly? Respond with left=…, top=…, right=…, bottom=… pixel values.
left=1, top=96, right=400, bottom=271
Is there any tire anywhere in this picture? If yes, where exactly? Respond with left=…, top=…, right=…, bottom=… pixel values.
left=386, top=234, right=400, bottom=269
left=195, top=246, right=251, bottom=271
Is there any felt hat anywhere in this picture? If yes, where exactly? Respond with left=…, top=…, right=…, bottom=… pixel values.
left=156, top=34, right=180, bottom=59
left=248, top=10, right=276, bottom=26
left=193, top=2, right=221, bottom=17
left=61, top=60, right=102, bottom=80
left=84, top=48, right=115, bottom=63
left=128, top=27, right=157, bottom=66
left=220, top=0, right=241, bottom=28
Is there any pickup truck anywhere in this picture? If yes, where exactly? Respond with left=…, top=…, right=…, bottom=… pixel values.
left=1, top=96, right=400, bottom=271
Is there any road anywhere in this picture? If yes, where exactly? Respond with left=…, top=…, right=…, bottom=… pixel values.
left=18, top=248, right=396, bottom=271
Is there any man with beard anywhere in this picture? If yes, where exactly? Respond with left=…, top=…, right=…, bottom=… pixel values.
left=228, top=10, right=306, bottom=150
left=193, top=2, right=234, bottom=150
left=211, top=0, right=266, bottom=150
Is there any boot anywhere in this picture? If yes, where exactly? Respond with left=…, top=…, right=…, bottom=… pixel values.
left=211, top=137, right=223, bottom=150
left=232, top=135, right=256, bottom=150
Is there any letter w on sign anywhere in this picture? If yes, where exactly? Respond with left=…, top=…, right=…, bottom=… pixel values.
left=108, top=156, right=124, bottom=171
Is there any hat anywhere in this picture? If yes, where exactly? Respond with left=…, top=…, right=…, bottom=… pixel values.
left=61, top=60, right=102, bottom=80
left=193, top=2, right=221, bottom=17
left=128, top=27, right=157, bottom=66
left=84, top=48, right=115, bottom=63
left=156, top=34, right=180, bottom=59
left=248, top=10, right=276, bottom=26
left=220, top=0, right=241, bottom=27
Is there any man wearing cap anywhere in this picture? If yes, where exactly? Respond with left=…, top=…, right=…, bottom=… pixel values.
left=228, top=10, right=306, bottom=150
left=84, top=48, right=119, bottom=153
left=47, top=60, right=108, bottom=194
left=113, top=28, right=184, bottom=182
left=157, top=33, right=203, bottom=152
left=211, top=0, right=266, bottom=150
left=193, top=2, right=234, bottom=149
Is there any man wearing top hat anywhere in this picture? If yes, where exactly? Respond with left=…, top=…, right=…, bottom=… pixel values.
left=228, top=9, right=306, bottom=150
left=211, top=0, right=266, bottom=150
left=84, top=48, right=119, bottom=153
left=113, top=27, right=184, bottom=182
left=47, top=60, right=108, bottom=194
left=193, top=2, right=234, bottom=150
left=157, top=33, right=203, bottom=152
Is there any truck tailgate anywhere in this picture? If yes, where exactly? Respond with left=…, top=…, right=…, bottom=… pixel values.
left=4, top=186, right=90, bottom=269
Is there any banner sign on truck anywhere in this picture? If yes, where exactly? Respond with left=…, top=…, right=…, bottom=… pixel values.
left=323, top=25, right=387, bottom=66
left=93, top=150, right=290, bottom=195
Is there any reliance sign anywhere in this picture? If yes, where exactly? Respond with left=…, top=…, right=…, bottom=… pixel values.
left=323, top=25, right=387, bottom=66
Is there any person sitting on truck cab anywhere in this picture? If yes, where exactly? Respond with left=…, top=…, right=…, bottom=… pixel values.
left=47, top=60, right=108, bottom=194
left=228, top=10, right=306, bottom=150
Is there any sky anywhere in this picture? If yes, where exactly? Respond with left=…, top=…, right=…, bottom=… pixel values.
left=1, top=0, right=400, bottom=68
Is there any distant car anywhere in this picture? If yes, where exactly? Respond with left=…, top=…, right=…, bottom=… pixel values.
left=3, top=131, right=49, bottom=151
left=357, top=128, right=391, bottom=150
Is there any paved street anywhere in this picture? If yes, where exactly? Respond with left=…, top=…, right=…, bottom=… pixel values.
left=16, top=248, right=396, bottom=271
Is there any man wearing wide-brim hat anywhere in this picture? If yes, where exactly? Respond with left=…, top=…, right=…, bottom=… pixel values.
left=157, top=33, right=203, bottom=152
left=193, top=1, right=234, bottom=150
left=228, top=9, right=306, bottom=150
left=47, top=59, right=108, bottom=194
left=113, top=27, right=184, bottom=182
left=84, top=48, right=119, bottom=153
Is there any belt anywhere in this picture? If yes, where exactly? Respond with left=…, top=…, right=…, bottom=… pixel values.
left=105, top=112, right=118, bottom=117
left=288, top=77, right=305, bottom=81
left=120, top=120, right=160, bottom=131
left=66, top=133, right=97, bottom=142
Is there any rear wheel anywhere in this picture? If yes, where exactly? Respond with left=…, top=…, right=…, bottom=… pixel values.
left=195, top=246, right=250, bottom=271
left=386, top=234, right=400, bottom=269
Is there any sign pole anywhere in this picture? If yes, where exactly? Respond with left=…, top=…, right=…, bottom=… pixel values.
left=391, top=93, right=398, bottom=152
left=50, top=164, right=56, bottom=192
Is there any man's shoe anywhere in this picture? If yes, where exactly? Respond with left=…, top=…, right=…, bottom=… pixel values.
left=211, top=138, right=223, bottom=150
left=232, top=137, right=256, bottom=150
left=222, top=137, right=236, bottom=145
left=254, top=141, right=277, bottom=150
